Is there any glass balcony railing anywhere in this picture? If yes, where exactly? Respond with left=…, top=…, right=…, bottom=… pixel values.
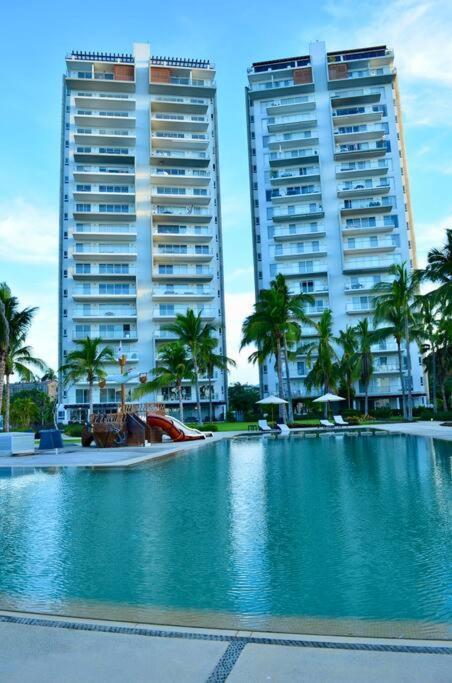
left=270, top=166, right=319, bottom=181
left=150, top=168, right=210, bottom=179
left=152, top=132, right=209, bottom=142
left=269, top=148, right=318, bottom=162
left=273, top=245, right=324, bottom=258
left=73, top=286, right=136, bottom=296
left=336, top=160, right=389, bottom=174
left=341, top=196, right=395, bottom=211
left=153, top=266, right=213, bottom=276
left=152, top=150, right=208, bottom=160
left=154, top=306, right=215, bottom=317
left=345, top=277, right=391, bottom=291
left=73, top=327, right=138, bottom=340
left=273, top=224, right=324, bottom=238
left=345, top=237, right=398, bottom=250
left=74, top=244, right=136, bottom=255
left=73, top=224, right=135, bottom=234
left=152, top=206, right=210, bottom=217
left=344, top=256, right=401, bottom=270
left=274, top=260, right=327, bottom=275
left=267, top=112, right=316, bottom=126
left=152, top=285, right=214, bottom=297
left=74, top=307, right=137, bottom=317
left=151, top=95, right=209, bottom=106
left=153, top=226, right=211, bottom=238
left=273, top=204, right=323, bottom=218
left=271, top=186, right=321, bottom=199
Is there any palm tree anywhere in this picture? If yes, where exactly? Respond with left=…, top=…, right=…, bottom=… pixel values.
left=304, top=309, right=338, bottom=417
left=336, top=326, right=358, bottom=409
left=372, top=302, right=409, bottom=418
left=434, top=317, right=452, bottom=410
left=355, top=318, right=381, bottom=416
left=241, top=276, right=313, bottom=422
left=421, top=228, right=452, bottom=313
left=372, top=263, right=418, bottom=420
left=59, top=337, right=115, bottom=418
left=199, top=336, right=236, bottom=423
left=163, top=310, right=216, bottom=424
left=413, top=295, right=440, bottom=413
left=4, top=336, right=47, bottom=431
left=0, top=283, right=37, bottom=420
left=133, top=342, right=193, bottom=422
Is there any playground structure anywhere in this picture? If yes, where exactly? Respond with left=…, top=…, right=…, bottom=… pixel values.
left=82, top=403, right=210, bottom=448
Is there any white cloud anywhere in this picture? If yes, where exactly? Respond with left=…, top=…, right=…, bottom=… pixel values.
left=414, top=215, right=451, bottom=268
left=0, top=197, right=58, bottom=264
left=224, top=291, right=259, bottom=385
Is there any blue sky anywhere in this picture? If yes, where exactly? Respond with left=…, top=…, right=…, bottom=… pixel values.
left=0, top=0, right=451, bottom=383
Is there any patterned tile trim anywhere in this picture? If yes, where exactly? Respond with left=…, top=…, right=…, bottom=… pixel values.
left=0, top=614, right=451, bottom=655
left=206, top=640, right=247, bottom=682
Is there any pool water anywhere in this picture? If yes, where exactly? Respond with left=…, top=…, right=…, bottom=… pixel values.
left=0, top=434, right=450, bottom=638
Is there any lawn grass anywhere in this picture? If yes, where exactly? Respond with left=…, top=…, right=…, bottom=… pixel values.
left=214, top=419, right=321, bottom=431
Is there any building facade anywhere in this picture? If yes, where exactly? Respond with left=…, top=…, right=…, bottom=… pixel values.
left=59, top=42, right=227, bottom=421
left=246, top=41, right=426, bottom=410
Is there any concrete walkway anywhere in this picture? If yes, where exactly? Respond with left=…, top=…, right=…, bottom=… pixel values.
left=0, top=613, right=450, bottom=683
left=372, top=420, right=452, bottom=441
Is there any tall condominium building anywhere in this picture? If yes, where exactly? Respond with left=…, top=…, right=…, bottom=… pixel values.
left=246, top=41, right=426, bottom=410
left=59, top=42, right=227, bottom=420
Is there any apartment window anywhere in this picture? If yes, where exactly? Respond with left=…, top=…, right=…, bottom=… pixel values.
left=75, top=263, right=91, bottom=274
left=75, top=389, right=89, bottom=404
left=159, top=265, right=173, bottom=274
left=297, top=361, right=306, bottom=376
left=159, top=305, right=175, bottom=315
left=99, top=263, right=129, bottom=274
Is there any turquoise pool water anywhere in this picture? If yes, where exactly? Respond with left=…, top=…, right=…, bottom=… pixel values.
left=0, top=434, right=450, bottom=637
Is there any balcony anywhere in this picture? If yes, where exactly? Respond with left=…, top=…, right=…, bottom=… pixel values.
left=151, top=131, right=209, bottom=150
left=152, top=226, right=212, bottom=242
left=74, top=146, right=134, bottom=165
left=151, top=95, right=210, bottom=114
left=271, top=186, right=322, bottom=203
left=73, top=203, right=136, bottom=221
left=268, top=132, right=318, bottom=151
left=269, top=148, right=319, bottom=167
left=373, top=364, right=401, bottom=374
left=333, top=123, right=386, bottom=143
left=331, top=89, right=382, bottom=108
left=153, top=247, right=213, bottom=263
left=328, top=66, right=394, bottom=90
left=74, top=165, right=135, bottom=183
left=73, top=327, right=138, bottom=341
left=72, top=265, right=136, bottom=279
left=73, top=306, right=137, bottom=320
left=340, top=196, right=394, bottom=216
left=66, top=64, right=135, bottom=92
left=153, top=306, right=216, bottom=321
left=331, top=105, right=383, bottom=126
left=273, top=204, right=324, bottom=222
left=73, top=244, right=137, bottom=261
left=150, top=167, right=210, bottom=186
left=149, top=68, right=216, bottom=96
left=152, top=267, right=213, bottom=281
left=275, top=260, right=328, bottom=277
left=288, top=281, right=329, bottom=294
left=74, top=93, right=135, bottom=111
left=74, top=127, right=135, bottom=146
left=151, top=188, right=211, bottom=205
left=356, top=382, right=402, bottom=396
left=335, top=160, right=389, bottom=179
left=248, top=67, right=314, bottom=98
left=266, top=95, right=316, bottom=115
left=344, top=237, right=398, bottom=255
left=345, top=277, right=392, bottom=293
left=152, top=285, right=214, bottom=301
left=270, top=167, right=320, bottom=185
left=337, top=181, right=390, bottom=199
left=341, top=219, right=397, bottom=236
left=150, top=149, right=209, bottom=166
left=152, top=206, right=211, bottom=223
left=273, top=245, right=326, bottom=260
left=343, top=256, right=401, bottom=273
left=371, top=341, right=406, bottom=354
left=72, top=224, right=136, bottom=240
left=73, top=186, right=135, bottom=203
left=273, top=224, right=326, bottom=241
left=75, top=110, right=136, bottom=128
left=72, top=285, right=136, bottom=301
left=151, top=112, right=209, bottom=132
left=334, top=140, right=388, bottom=161
left=346, top=300, right=374, bottom=314
left=267, top=112, right=317, bottom=133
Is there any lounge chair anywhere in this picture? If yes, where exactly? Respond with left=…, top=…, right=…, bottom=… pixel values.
left=333, top=415, right=349, bottom=426
left=276, top=423, right=291, bottom=435
left=258, top=419, right=272, bottom=432
left=320, top=419, right=335, bottom=428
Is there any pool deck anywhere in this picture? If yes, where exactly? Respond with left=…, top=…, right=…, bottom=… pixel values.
left=0, top=610, right=450, bottom=682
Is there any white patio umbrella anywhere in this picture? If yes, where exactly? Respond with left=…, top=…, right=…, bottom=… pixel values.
left=313, top=392, right=345, bottom=418
left=256, top=395, right=288, bottom=422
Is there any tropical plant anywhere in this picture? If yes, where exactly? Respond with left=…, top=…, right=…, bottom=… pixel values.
left=0, top=283, right=37, bottom=421
left=228, top=382, right=260, bottom=419
left=434, top=317, right=452, bottom=410
left=41, top=368, right=57, bottom=381
left=3, top=336, right=47, bottom=431
left=372, top=263, right=418, bottom=420
left=241, top=275, right=313, bottom=422
left=9, top=396, right=39, bottom=431
left=59, top=337, right=115, bottom=417
left=413, top=295, right=440, bottom=413
left=336, top=326, right=358, bottom=409
left=303, top=309, right=338, bottom=417
left=199, top=336, right=236, bottom=423
left=133, top=342, right=194, bottom=422
left=354, top=318, right=382, bottom=417
left=163, top=310, right=216, bottom=424
left=421, top=228, right=452, bottom=313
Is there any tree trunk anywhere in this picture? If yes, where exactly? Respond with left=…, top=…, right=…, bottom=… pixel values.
left=0, top=355, right=5, bottom=423
left=177, top=383, right=184, bottom=423
left=208, top=365, right=213, bottom=423
left=441, top=383, right=447, bottom=411
left=431, top=344, right=437, bottom=414
left=88, top=381, right=94, bottom=422
left=364, top=386, right=369, bottom=416
left=396, top=340, right=407, bottom=419
left=282, top=337, right=294, bottom=423
left=5, top=373, right=10, bottom=432
left=347, top=379, right=351, bottom=410
left=275, top=337, right=287, bottom=423
left=193, top=360, right=203, bottom=425
left=404, top=323, right=414, bottom=421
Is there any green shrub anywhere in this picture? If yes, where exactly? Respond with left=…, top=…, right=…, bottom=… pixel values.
left=64, top=423, right=84, bottom=437
left=186, top=422, right=218, bottom=432
left=342, top=408, right=361, bottom=417
left=370, top=407, right=396, bottom=419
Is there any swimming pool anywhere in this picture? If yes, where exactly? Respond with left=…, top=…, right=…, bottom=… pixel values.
left=0, top=433, right=450, bottom=638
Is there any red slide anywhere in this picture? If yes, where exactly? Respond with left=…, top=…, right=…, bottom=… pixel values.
left=146, top=413, right=207, bottom=442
